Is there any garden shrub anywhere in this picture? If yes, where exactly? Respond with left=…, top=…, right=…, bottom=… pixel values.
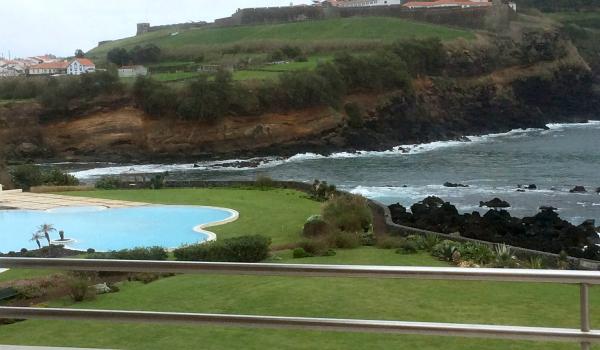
left=375, top=235, right=405, bottom=249
left=293, top=247, right=313, bottom=259
left=42, top=168, right=79, bottom=186
left=255, top=174, right=275, bottom=190
left=67, top=272, right=97, bottom=302
left=89, top=247, right=168, bottom=261
left=396, top=239, right=419, bottom=254
left=322, top=194, right=372, bottom=233
left=95, top=176, right=121, bottom=190
left=421, top=234, right=442, bottom=252
left=492, top=244, right=519, bottom=268
left=298, top=239, right=331, bottom=256
left=302, top=215, right=330, bottom=237
left=327, top=231, right=362, bottom=249
left=174, top=235, right=271, bottom=262
left=311, top=180, right=337, bottom=201
left=432, top=240, right=461, bottom=262
left=10, top=165, right=43, bottom=190
left=149, top=173, right=166, bottom=189
left=459, top=242, right=494, bottom=265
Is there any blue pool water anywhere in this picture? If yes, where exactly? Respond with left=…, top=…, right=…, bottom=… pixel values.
left=0, top=206, right=237, bottom=253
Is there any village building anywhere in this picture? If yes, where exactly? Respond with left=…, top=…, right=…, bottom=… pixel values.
left=329, top=0, right=404, bottom=7
left=67, top=58, right=96, bottom=75
left=118, top=65, right=148, bottom=78
left=402, top=0, right=492, bottom=9
left=28, top=61, right=69, bottom=76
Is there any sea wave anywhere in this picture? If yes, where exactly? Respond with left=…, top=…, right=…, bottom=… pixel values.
left=69, top=120, right=600, bottom=178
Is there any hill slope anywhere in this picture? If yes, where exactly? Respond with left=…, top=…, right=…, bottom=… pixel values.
left=88, top=17, right=474, bottom=62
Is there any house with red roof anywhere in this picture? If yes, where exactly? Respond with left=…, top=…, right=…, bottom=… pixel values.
left=67, top=58, right=96, bottom=75
left=29, top=61, right=70, bottom=75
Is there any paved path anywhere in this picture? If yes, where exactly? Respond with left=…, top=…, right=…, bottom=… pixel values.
left=0, top=192, right=148, bottom=211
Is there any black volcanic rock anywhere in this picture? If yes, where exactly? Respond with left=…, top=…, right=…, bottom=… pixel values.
left=570, top=186, right=587, bottom=193
left=479, top=198, right=511, bottom=209
left=444, top=182, right=469, bottom=188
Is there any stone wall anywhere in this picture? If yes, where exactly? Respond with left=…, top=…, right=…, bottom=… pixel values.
left=215, top=5, right=493, bottom=29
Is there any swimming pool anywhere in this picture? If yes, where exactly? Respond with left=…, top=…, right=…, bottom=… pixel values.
left=0, top=205, right=238, bottom=253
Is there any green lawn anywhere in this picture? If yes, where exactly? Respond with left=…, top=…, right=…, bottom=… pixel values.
left=1, top=247, right=597, bottom=349
left=88, top=17, right=473, bottom=62
left=150, top=71, right=202, bottom=82
left=0, top=269, right=60, bottom=284
left=64, top=188, right=320, bottom=246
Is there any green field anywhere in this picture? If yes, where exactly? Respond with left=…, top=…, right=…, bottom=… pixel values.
left=88, top=17, right=474, bottom=62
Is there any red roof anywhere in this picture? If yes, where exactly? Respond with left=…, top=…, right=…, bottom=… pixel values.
left=30, top=61, right=69, bottom=69
left=73, top=58, right=95, bottom=67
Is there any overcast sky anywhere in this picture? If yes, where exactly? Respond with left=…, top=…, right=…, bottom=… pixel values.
left=0, top=0, right=311, bottom=58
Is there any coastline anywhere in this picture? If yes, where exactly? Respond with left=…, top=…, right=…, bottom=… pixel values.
left=65, top=120, right=600, bottom=179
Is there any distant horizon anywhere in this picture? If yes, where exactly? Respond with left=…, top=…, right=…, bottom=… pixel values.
left=0, top=0, right=311, bottom=58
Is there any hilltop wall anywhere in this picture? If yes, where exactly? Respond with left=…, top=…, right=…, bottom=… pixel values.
left=214, top=5, right=493, bottom=29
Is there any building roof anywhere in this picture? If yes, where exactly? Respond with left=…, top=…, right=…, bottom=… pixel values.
left=403, top=0, right=492, bottom=7
left=72, top=58, right=95, bottom=67
left=30, top=61, right=70, bottom=70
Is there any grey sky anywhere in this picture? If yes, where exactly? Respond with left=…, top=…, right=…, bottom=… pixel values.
left=0, top=0, right=310, bottom=58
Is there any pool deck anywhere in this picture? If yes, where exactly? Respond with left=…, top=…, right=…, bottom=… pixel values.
left=0, top=191, right=149, bottom=211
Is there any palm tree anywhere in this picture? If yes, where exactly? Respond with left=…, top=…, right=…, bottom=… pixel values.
left=30, top=232, right=44, bottom=249
left=36, top=224, right=57, bottom=245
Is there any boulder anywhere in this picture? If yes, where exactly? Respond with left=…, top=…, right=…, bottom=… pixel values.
left=570, top=186, right=587, bottom=193
left=479, top=198, right=511, bottom=209
left=596, top=187, right=600, bottom=194
left=444, top=182, right=469, bottom=188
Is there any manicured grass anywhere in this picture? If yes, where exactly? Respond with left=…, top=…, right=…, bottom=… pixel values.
left=0, top=269, right=59, bottom=284
left=64, top=188, right=320, bottom=246
left=232, top=69, right=281, bottom=81
left=88, top=17, right=473, bottom=61
left=0, top=247, right=595, bottom=349
left=150, top=71, right=202, bottom=82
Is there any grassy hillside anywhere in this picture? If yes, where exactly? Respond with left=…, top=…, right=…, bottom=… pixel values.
left=88, top=17, right=474, bottom=62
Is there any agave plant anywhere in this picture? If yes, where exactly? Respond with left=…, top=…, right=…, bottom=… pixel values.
left=527, top=256, right=544, bottom=269
left=493, top=243, right=518, bottom=268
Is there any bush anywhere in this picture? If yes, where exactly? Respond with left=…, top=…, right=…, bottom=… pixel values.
left=322, top=194, right=373, bottom=234
left=311, top=180, right=337, bottom=201
left=302, top=215, right=330, bottom=237
left=432, top=240, right=461, bottom=262
left=149, top=173, right=166, bottom=189
left=421, top=234, right=442, bottom=252
left=345, top=102, right=364, bottom=128
left=492, top=244, right=519, bottom=268
left=396, top=239, right=419, bottom=254
left=375, top=236, right=405, bottom=249
left=299, top=239, right=331, bottom=256
left=10, top=164, right=43, bottom=190
left=459, top=242, right=494, bottom=265
left=293, top=247, right=313, bottom=259
left=42, top=168, right=79, bottom=186
left=174, top=235, right=271, bottom=262
left=327, top=231, right=362, bottom=249
left=67, top=272, right=97, bottom=302
left=95, top=176, right=121, bottom=190
left=255, top=174, right=275, bottom=190
left=89, top=247, right=168, bottom=261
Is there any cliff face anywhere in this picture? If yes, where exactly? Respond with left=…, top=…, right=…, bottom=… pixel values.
left=1, top=20, right=598, bottom=163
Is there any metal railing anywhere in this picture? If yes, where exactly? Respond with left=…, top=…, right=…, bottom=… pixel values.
left=0, top=258, right=599, bottom=349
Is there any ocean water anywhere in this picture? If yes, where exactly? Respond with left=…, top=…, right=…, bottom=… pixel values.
left=66, top=121, right=600, bottom=225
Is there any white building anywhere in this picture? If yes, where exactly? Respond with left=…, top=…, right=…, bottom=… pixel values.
left=67, top=58, right=96, bottom=75
left=332, top=0, right=403, bottom=6
left=118, top=65, right=148, bottom=78
left=29, top=61, right=69, bottom=75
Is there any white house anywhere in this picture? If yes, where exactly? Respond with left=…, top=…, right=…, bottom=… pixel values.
left=29, top=61, right=69, bottom=75
left=331, top=0, right=403, bottom=7
left=118, top=65, right=149, bottom=78
left=67, top=58, right=96, bottom=75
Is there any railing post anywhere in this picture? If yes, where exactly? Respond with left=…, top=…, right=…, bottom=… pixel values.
left=581, top=283, right=591, bottom=350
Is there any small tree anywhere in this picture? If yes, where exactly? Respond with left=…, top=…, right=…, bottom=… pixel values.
left=37, top=224, right=57, bottom=245
left=30, top=232, right=44, bottom=249
left=74, top=49, right=85, bottom=58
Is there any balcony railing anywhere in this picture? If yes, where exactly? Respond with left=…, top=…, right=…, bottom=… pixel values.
left=0, top=258, right=599, bottom=349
